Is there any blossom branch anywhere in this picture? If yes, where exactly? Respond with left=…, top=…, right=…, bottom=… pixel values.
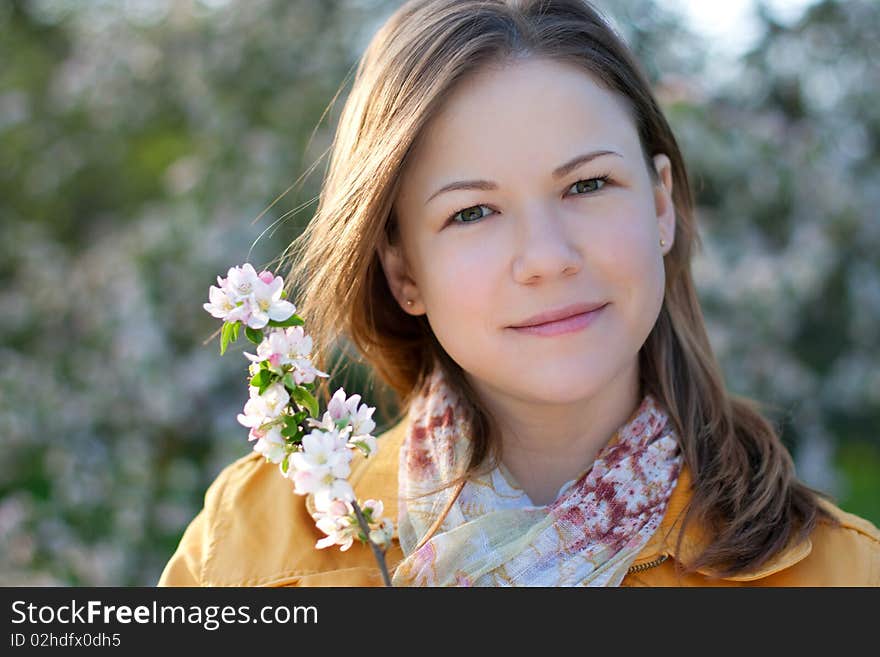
left=205, top=262, right=396, bottom=585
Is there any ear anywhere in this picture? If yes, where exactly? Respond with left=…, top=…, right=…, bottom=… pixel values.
left=376, top=230, right=424, bottom=315
left=652, top=153, right=675, bottom=255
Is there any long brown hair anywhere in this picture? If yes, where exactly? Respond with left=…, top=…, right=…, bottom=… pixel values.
left=276, top=0, right=839, bottom=579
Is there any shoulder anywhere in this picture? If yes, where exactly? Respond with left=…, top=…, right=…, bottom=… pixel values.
left=794, top=498, right=880, bottom=585
left=159, top=420, right=407, bottom=587
left=159, top=450, right=314, bottom=586
left=629, top=483, right=880, bottom=587
left=734, top=498, right=880, bottom=587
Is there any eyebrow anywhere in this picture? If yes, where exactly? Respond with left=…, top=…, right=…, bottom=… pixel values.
left=424, top=149, right=623, bottom=206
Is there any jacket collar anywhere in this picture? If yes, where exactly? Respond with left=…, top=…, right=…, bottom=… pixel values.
left=350, top=417, right=813, bottom=581
left=632, top=463, right=813, bottom=581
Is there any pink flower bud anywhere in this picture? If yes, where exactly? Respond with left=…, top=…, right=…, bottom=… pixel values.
left=258, top=270, right=276, bottom=284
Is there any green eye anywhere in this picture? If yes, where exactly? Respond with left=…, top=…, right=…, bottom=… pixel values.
left=570, top=176, right=610, bottom=194
left=449, top=204, right=493, bottom=225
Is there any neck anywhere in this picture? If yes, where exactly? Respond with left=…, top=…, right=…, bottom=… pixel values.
left=468, top=358, right=642, bottom=506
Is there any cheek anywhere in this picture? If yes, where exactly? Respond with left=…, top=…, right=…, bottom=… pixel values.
left=592, top=208, right=666, bottom=325
left=422, top=240, right=499, bottom=316
left=592, top=202, right=661, bottom=276
left=412, top=237, right=505, bottom=369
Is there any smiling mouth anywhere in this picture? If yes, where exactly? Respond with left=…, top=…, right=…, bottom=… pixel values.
left=509, top=304, right=607, bottom=337
left=510, top=302, right=609, bottom=328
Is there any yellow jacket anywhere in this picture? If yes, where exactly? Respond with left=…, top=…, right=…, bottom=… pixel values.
left=159, top=417, right=880, bottom=586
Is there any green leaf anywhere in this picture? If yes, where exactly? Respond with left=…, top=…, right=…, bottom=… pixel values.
left=352, top=440, right=371, bottom=456
left=250, top=370, right=269, bottom=388
left=245, top=326, right=264, bottom=345
left=267, top=313, right=304, bottom=328
left=281, top=457, right=289, bottom=474
left=280, top=290, right=288, bottom=299
left=280, top=415, right=301, bottom=437
left=231, top=322, right=240, bottom=342
left=220, top=321, right=236, bottom=355
left=291, top=386, right=319, bottom=418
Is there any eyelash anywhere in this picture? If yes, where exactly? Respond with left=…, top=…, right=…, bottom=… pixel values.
left=445, top=173, right=613, bottom=227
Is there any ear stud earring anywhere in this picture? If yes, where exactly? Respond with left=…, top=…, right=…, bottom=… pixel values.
left=660, top=239, right=666, bottom=247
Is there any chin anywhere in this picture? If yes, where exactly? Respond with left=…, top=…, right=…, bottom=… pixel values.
left=523, top=371, right=607, bottom=404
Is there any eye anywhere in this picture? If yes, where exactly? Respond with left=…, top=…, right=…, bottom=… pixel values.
left=568, top=173, right=611, bottom=196
left=444, top=174, right=613, bottom=227
left=447, top=204, right=495, bottom=226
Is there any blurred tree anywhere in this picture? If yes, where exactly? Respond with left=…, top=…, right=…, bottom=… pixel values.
left=663, top=0, right=880, bottom=517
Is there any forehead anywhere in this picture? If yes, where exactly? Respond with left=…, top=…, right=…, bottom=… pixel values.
left=401, top=56, right=641, bottom=188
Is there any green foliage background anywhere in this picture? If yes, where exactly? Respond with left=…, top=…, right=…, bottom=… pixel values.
left=1, top=0, right=877, bottom=585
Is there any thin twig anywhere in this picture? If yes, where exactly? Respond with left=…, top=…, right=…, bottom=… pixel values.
left=351, top=500, right=392, bottom=587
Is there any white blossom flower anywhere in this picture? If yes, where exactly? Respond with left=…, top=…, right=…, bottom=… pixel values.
left=311, top=498, right=393, bottom=550
left=369, top=519, right=395, bottom=547
left=292, top=469, right=355, bottom=505
left=305, top=388, right=377, bottom=455
left=243, top=329, right=288, bottom=370
left=287, top=428, right=354, bottom=502
left=251, top=424, right=286, bottom=464
left=290, top=359, right=328, bottom=385
left=289, top=466, right=329, bottom=495
left=236, top=382, right=290, bottom=431
left=203, top=284, right=238, bottom=320
left=290, top=429, right=352, bottom=479
left=281, top=325, right=313, bottom=360
left=213, top=263, right=296, bottom=330
left=247, top=273, right=296, bottom=330
left=225, top=263, right=261, bottom=301
left=244, top=326, right=305, bottom=366
left=348, top=433, right=378, bottom=457
left=307, top=388, right=376, bottom=436
left=243, top=326, right=328, bottom=381
left=360, top=499, right=394, bottom=546
left=313, top=499, right=358, bottom=551
left=361, top=498, right=384, bottom=519
left=224, top=296, right=255, bottom=325
left=320, top=479, right=355, bottom=507
left=347, top=398, right=377, bottom=438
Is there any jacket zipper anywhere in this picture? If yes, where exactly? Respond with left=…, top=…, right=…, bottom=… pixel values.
left=626, top=553, right=669, bottom=575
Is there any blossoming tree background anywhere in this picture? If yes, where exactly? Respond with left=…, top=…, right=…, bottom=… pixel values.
left=1, top=0, right=878, bottom=585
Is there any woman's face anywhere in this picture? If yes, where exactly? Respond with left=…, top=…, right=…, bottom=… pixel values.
left=380, top=56, right=675, bottom=406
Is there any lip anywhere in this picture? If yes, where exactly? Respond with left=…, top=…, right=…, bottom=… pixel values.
left=509, top=302, right=608, bottom=329
left=509, top=305, right=606, bottom=337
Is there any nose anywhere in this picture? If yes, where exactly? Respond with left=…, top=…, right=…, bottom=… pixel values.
left=511, top=205, right=583, bottom=284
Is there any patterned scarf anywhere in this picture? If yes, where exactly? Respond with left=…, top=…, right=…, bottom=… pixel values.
left=391, top=366, right=683, bottom=587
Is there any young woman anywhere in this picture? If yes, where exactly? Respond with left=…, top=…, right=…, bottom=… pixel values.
left=159, top=0, right=879, bottom=586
